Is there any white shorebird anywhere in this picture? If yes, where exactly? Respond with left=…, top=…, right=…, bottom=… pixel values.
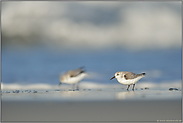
left=110, top=71, right=146, bottom=91
left=59, top=67, right=87, bottom=90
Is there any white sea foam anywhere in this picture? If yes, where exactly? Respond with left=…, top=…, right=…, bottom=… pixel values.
left=1, top=83, right=54, bottom=90
left=1, top=80, right=181, bottom=90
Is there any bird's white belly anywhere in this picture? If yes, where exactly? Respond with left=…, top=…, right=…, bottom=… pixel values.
left=63, top=73, right=86, bottom=84
left=117, top=76, right=142, bottom=85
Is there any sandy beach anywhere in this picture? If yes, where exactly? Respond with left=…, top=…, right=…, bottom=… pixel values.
left=1, top=88, right=182, bottom=122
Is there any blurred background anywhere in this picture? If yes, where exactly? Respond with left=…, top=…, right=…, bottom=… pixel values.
left=1, top=1, right=181, bottom=88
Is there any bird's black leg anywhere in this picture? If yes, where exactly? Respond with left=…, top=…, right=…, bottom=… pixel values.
left=127, top=85, right=130, bottom=91
left=72, top=84, right=75, bottom=91
left=132, top=84, right=135, bottom=91
left=76, top=82, right=80, bottom=90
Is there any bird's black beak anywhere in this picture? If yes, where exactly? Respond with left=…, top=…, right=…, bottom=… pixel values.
left=58, top=82, right=62, bottom=86
left=110, top=76, right=115, bottom=80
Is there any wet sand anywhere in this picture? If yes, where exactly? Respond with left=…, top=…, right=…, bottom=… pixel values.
left=1, top=88, right=182, bottom=122
left=1, top=100, right=181, bottom=122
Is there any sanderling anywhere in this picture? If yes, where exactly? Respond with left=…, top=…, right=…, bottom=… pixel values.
left=110, top=71, right=146, bottom=91
left=59, top=67, right=87, bottom=90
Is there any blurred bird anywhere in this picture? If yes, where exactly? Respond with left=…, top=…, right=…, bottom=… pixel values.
left=110, top=71, right=146, bottom=91
left=59, top=67, right=87, bottom=90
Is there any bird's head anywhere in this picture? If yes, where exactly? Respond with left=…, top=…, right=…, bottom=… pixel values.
left=110, top=72, right=123, bottom=80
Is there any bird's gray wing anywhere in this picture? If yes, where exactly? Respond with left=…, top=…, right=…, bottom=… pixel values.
left=68, top=68, right=85, bottom=77
left=124, top=72, right=136, bottom=80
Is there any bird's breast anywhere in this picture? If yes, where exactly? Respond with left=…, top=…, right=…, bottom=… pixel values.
left=117, top=76, right=143, bottom=85
left=62, top=73, right=86, bottom=84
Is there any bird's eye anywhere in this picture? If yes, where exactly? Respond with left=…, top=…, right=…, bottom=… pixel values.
left=116, top=74, right=119, bottom=76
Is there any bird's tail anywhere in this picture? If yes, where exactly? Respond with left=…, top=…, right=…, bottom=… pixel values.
left=137, top=73, right=146, bottom=77
left=78, top=66, right=86, bottom=73
left=141, top=73, right=146, bottom=76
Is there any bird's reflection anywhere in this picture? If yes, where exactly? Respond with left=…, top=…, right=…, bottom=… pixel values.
left=115, top=91, right=135, bottom=100
left=60, top=91, right=82, bottom=97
